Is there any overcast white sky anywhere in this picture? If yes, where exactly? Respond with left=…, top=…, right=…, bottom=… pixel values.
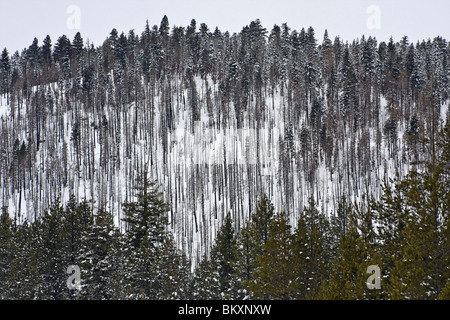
left=1, top=0, right=449, bottom=53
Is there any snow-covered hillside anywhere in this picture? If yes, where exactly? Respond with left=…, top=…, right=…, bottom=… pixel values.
left=1, top=79, right=447, bottom=267
left=0, top=21, right=448, bottom=267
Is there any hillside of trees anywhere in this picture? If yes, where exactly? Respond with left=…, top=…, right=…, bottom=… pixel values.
left=0, top=132, right=449, bottom=299
left=0, top=16, right=449, bottom=299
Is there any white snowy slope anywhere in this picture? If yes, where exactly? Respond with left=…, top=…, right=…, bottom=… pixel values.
left=0, top=76, right=447, bottom=268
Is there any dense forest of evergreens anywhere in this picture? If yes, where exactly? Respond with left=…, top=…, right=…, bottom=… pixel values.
left=0, top=16, right=449, bottom=299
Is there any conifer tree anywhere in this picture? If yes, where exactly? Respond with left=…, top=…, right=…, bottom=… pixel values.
left=1, top=48, right=10, bottom=95
left=341, top=47, right=357, bottom=116
left=439, top=118, right=450, bottom=299
left=319, top=210, right=376, bottom=300
left=107, top=229, right=131, bottom=299
left=53, top=35, right=72, bottom=75
left=192, top=213, right=242, bottom=299
left=72, top=32, right=84, bottom=63
left=126, top=230, right=189, bottom=299
left=191, top=255, right=218, bottom=299
left=235, top=194, right=275, bottom=285
left=0, top=206, right=14, bottom=299
left=152, top=235, right=192, bottom=299
left=121, top=170, right=178, bottom=299
left=64, top=196, right=93, bottom=269
left=34, top=202, right=69, bottom=300
left=291, top=197, right=334, bottom=299
left=234, top=221, right=254, bottom=285
left=373, top=119, right=450, bottom=299
left=42, top=35, right=52, bottom=66
left=210, top=212, right=242, bottom=299
left=122, top=170, right=170, bottom=249
left=27, top=37, right=40, bottom=70
left=7, top=221, right=40, bottom=299
left=247, top=211, right=296, bottom=299
left=123, top=229, right=158, bottom=299
left=386, top=143, right=449, bottom=298
left=383, top=168, right=447, bottom=299
left=79, top=208, right=117, bottom=300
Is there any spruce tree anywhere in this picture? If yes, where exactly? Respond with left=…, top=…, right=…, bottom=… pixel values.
left=191, top=255, right=218, bottom=299
left=0, top=206, right=14, bottom=299
left=341, top=47, right=358, bottom=116
left=125, top=230, right=189, bottom=299
left=234, top=221, right=254, bottom=286
left=209, top=213, right=242, bottom=299
left=321, top=213, right=370, bottom=299
left=42, top=35, right=52, bottom=66
left=125, top=230, right=158, bottom=299
left=152, top=235, right=192, bottom=299
left=78, top=208, right=117, bottom=300
left=439, top=119, right=450, bottom=300
left=1, top=48, right=10, bottom=95
left=192, top=213, right=242, bottom=299
left=235, top=194, right=275, bottom=286
left=64, top=196, right=93, bottom=270
left=247, top=211, right=296, bottom=299
left=35, top=201, right=68, bottom=300
left=122, top=170, right=170, bottom=249
left=121, top=171, right=174, bottom=299
left=370, top=178, right=409, bottom=298
left=386, top=158, right=449, bottom=298
left=7, top=221, right=40, bottom=299
left=108, top=229, right=131, bottom=299
left=291, top=197, right=334, bottom=299
left=316, top=201, right=381, bottom=300
left=375, top=119, right=450, bottom=299
left=72, top=32, right=84, bottom=63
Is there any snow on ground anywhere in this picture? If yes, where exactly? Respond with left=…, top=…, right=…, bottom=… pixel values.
left=0, top=96, right=9, bottom=119
left=0, top=78, right=447, bottom=267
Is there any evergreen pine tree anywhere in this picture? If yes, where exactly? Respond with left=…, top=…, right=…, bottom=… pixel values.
left=122, top=170, right=170, bottom=249
left=0, top=206, right=14, bottom=299
left=341, top=47, right=358, bottom=116
left=1, top=48, right=10, bottom=95
left=235, top=194, right=275, bottom=286
left=7, top=221, right=40, bottom=299
left=386, top=158, right=449, bottom=298
left=27, top=38, right=40, bottom=69
left=108, top=229, right=132, bottom=299
left=291, top=197, right=334, bottom=299
left=121, top=171, right=174, bottom=299
left=72, top=32, right=84, bottom=63
left=247, top=211, right=296, bottom=299
left=375, top=119, right=450, bottom=299
left=210, top=212, right=242, bottom=299
left=192, top=213, right=242, bottom=299
left=125, top=230, right=157, bottom=299
left=191, top=255, right=218, bottom=299
left=316, top=201, right=381, bottom=300
left=79, top=208, right=117, bottom=300
left=64, top=196, right=93, bottom=269
left=321, top=214, right=368, bottom=299
left=234, top=221, right=254, bottom=286
left=42, top=35, right=52, bottom=67
left=34, top=202, right=69, bottom=300
left=152, top=235, right=192, bottom=299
